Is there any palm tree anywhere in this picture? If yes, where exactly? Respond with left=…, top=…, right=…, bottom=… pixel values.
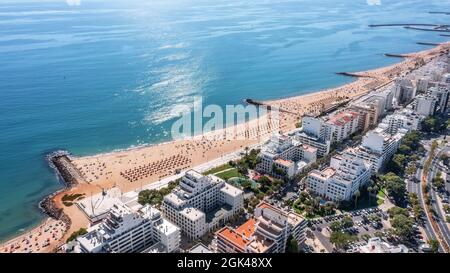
left=354, top=190, right=361, bottom=209
left=372, top=185, right=379, bottom=204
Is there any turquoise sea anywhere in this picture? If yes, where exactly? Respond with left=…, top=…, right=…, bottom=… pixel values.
left=0, top=0, right=449, bottom=241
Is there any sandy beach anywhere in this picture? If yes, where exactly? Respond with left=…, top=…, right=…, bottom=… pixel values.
left=0, top=218, right=66, bottom=253
left=2, top=42, right=448, bottom=252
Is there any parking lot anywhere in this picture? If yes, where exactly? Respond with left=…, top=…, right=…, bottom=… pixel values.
left=306, top=207, right=394, bottom=252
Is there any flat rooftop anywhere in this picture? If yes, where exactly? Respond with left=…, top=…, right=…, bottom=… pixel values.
left=247, top=234, right=274, bottom=253
left=235, top=218, right=256, bottom=238
left=274, top=158, right=294, bottom=167
left=220, top=183, right=243, bottom=198
left=216, top=227, right=249, bottom=251
left=180, top=207, right=205, bottom=221
left=309, top=167, right=336, bottom=180
left=155, top=219, right=179, bottom=236
left=189, top=243, right=212, bottom=253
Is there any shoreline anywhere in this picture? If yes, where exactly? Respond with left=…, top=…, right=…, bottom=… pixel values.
left=2, top=42, right=449, bottom=251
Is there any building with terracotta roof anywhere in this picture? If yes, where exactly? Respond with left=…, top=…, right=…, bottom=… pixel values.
left=215, top=219, right=275, bottom=253
left=323, top=111, right=360, bottom=144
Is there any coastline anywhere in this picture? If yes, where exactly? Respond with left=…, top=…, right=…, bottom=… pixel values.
left=2, top=42, right=449, bottom=251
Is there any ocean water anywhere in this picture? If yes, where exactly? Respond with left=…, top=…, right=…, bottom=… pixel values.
left=1, top=0, right=449, bottom=241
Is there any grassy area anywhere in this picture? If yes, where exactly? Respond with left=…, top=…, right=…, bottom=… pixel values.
left=203, top=163, right=233, bottom=175
left=377, top=189, right=386, bottom=199
left=376, top=188, right=386, bottom=205
left=215, top=168, right=244, bottom=181
left=62, top=193, right=86, bottom=207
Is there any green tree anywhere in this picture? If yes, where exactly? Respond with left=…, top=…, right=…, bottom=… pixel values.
left=342, top=216, right=354, bottom=229
left=138, top=189, right=164, bottom=206
left=387, top=207, right=409, bottom=218
left=432, top=172, right=445, bottom=190
left=286, top=235, right=299, bottom=253
left=428, top=239, right=440, bottom=253
left=66, top=228, right=88, bottom=243
left=330, top=221, right=342, bottom=232
left=390, top=154, right=407, bottom=174
left=398, top=145, right=412, bottom=155
left=354, top=190, right=361, bottom=209
left=241, top=180, right=252, bottom=190
left=367, top=186, right=373, bottom=204
left=330, top=231, right=357, bottom=250
left=391, top=214, right=415, bottom=240
left=383, top=173, right=407, bottom=205
left=422, top=117, right=438, bottom=133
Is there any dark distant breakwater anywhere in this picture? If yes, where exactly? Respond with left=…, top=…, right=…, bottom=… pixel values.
left=369, top=23, right=439, bottom=27
left=429, top=11, right=450, bottom=15
left=404, top=26, right=450, bottom=32
left=417, top=42, right=442, bottom=46
left=244, top=98, right=299, bottom=115
left=335, top=72, right=372, bottom=78
left=384, top=53, right=408, bottom=58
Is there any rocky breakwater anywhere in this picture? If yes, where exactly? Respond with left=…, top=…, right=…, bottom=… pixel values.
left=39, top=151, right=86, bottom=230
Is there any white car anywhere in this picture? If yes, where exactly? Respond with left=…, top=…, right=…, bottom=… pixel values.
left=420, top=244, right=432, bottom=252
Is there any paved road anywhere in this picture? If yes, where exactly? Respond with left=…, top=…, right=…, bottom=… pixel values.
left=414, top=139, right=449, bottom=253
left=408, top=173, right=437, bottom=247
left=427, top=146, right=450, bottom=249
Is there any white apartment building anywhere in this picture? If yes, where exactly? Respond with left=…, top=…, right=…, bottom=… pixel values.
left=414, top=95, right=437, bottom=117
left=417, top=77, right=430, bottom=93
left=162, top=170, right=244, bottom=240
left=394, top=77, right=417, bottom=105
left=323, top=111, right=360, bottom=144
left=256, top=133, right=317, bottom=179
left=253, top=202, right=307, bottom=253
left=301, top=111, right=360, bottom=145
left=360, top=128, right=404, bottom=166
left=428, top=83, right=449, bottom=113
left=306, top=153, right=372, bottom=202
left=68, top=203, right=180, bottom=253
left=377, top=109, right=422, bottom=135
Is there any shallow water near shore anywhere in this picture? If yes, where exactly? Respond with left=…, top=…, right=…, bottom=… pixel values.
left=1, top=0, right=450, bottom=242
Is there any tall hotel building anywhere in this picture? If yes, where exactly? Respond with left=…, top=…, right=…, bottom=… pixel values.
left=68, top=203, right=180, bottom=253
left=162, top=170, right=244, bottom=240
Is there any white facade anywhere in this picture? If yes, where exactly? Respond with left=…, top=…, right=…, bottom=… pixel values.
left=162, top=170, right=244, bottom=240
left=70, top=203, right=180, bottom=253
left=428, top=83, right=449, bottom=113
left=394, top=78, right=417, bottom=105
left=323, top=111, right=360, bottom=144
left=256, top=133, right=317, bottom=179
left=414, top=95, right=437, bottom=117
left=307, top=153, right=372, bottom=202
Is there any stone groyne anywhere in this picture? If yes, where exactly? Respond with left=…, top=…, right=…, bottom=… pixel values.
left=38, top=151, right=82, bottom=230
